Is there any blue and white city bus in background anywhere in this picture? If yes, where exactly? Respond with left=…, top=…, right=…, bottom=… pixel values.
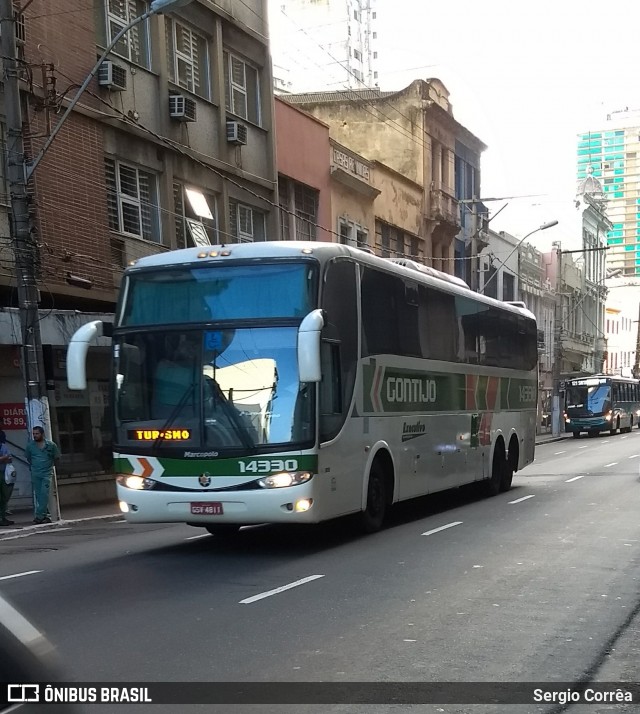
left=66, top=242, right=538, bottom=535
left=564, top=374, right=640, bottom=438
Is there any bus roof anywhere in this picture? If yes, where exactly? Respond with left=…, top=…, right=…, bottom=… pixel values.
left=127, top=241, right=536, bottom=321
left=565, top=374, right=639, bottom=384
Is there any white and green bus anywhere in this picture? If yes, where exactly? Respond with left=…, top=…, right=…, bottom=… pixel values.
left=66, top=242, right=538, bottom=534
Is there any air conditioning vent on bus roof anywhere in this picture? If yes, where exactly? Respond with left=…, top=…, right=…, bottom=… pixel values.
left=388, top=258, right=469, bottom=288
left=505, top=300, right=527, bottom=309
left=98, top=61, right=127, bottom=91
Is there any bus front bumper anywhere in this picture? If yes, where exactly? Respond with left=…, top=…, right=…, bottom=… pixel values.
left=565, top=417, right=608, bottom=433
left=115, top=482, right=321, bottom=525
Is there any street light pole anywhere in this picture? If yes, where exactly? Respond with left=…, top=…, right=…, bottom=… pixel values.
left=480, top=219, right=558, bottom=296
left=1, top=0, right=191, bottom=521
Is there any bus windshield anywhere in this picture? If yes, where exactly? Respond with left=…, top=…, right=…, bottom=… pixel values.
left=113, top=327, right=314, bottom=450
left=565, top=384, right=611, bottom=416
left=120, top=262, right=317, bottom=326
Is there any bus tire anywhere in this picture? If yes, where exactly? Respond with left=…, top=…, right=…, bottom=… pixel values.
left=501, top=436, right=519, bottom=492
left=484, top=441, right=506, bottom=497
left=360, top=462, right=387, bottom=533
left=205, top=524, right=241, bottom=537
left=572, top=431, right=581, bottom=439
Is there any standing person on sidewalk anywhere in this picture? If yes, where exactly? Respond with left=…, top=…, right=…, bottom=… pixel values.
left=25, top=426, right=60, bottom=525
left=0, top=431, right=14, bottom=526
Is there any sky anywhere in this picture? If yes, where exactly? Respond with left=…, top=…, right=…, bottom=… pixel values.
left=271, top=0, right=640, bottom=254
left=373, top=0, right=640, bottom=250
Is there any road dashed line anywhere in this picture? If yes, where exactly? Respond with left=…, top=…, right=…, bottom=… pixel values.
left=0, top=570, right=42, bottom=581
left=239, top=575, right=325, bottom=604
left=509, top=495, right=535, bottom=504
left=421, top=521, right=463, bottom=537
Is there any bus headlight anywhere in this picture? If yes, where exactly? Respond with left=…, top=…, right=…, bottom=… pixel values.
left=605, top=411, right=612, bottom=422
left=258, top=472, right=313, bottom=489
left=117, top=475, right=156, bottom=490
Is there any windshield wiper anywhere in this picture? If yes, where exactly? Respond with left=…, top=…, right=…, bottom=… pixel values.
left=151, top=382, right=197, bottom=454
left=208, top=379, right=255, bottom=451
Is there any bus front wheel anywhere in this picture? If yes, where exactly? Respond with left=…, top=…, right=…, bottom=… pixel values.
left=360, top=462, right=387, bottom=533
left=572, top=431, right=581, bottom=439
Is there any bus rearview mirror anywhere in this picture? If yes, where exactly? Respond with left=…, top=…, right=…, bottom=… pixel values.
left=297, top=309, right=324, bottom=383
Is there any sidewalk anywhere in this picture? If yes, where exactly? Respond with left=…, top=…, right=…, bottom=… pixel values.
left=535, top=431, right=571, bottom=446
left=3, top=499, right=121, bottom=531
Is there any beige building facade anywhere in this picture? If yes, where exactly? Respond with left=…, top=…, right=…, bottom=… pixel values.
left=371, top=162, right=423, bottom=260
left=284, top=79, right=485, bottom=274
left=330, top=140, right=379, bottom=247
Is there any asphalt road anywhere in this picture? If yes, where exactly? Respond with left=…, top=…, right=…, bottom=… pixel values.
left=1, top=432, right=639, bottom=714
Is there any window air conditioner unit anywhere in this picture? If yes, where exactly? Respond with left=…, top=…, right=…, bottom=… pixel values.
left=98, top=61, right=127, bottom=91
left=169, top=94, right=197, bottom=122
left=226, top=120, right=248, bottom=145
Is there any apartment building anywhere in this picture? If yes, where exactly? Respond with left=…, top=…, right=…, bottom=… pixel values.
left=577, top=109, right=640, bottom=277
left=284, top=79, right=486, bottom=280
left=0, top=0, right=276, bottom=504
left=269, top=0, right=378, bottom=93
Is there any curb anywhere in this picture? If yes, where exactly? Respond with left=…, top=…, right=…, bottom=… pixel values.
left=535, top=436, right=568, bottom=445
left=1, top=513, right=122, bottom=535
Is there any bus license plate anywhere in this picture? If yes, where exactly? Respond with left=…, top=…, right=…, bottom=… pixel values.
left=190, top=502, right=224, bottom=516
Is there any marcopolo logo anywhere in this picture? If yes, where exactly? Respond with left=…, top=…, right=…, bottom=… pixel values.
left=402, top=421, right=426, bottom=442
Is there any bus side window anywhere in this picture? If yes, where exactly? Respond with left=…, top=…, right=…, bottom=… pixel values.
left=320, top=341, right=342, bottom=415
left=320, top=260, right=358, bottom=442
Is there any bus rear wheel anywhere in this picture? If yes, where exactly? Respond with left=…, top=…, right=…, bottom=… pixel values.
left=484, top=442, right=506, bottom=497
left=360, top=462, right=387, bottom=533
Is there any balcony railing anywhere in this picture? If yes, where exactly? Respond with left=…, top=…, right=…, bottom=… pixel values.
left=429, top=186, right=460, bottom=228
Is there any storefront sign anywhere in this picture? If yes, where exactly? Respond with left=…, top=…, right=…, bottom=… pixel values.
left=332, top=148, right=370, bottom=181
left=0, top=403, right=27, bottom=430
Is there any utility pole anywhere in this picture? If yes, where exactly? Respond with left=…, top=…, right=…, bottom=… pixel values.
left=1, top=0, right=60, bottom=520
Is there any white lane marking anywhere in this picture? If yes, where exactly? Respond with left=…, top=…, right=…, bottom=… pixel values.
left=604, top=462, right=618, bottom=468
left=240, top=575, right=325, bottom=604
left=578, top=445, right=589, bottom=449
left=185, top=534, right=210, bottom=541
left=0, top=570, right=42, bottom=581
left=509, top=495, right=535, bottom=504
left=554, top=451, right=566, bottom=455
left=628, top=455, right=639, bottom=459
left=566, top=475, right=586, bottom=482
left=114, top=520, right=128, bottom=523
left=421, top=521, right=463, bottom=537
